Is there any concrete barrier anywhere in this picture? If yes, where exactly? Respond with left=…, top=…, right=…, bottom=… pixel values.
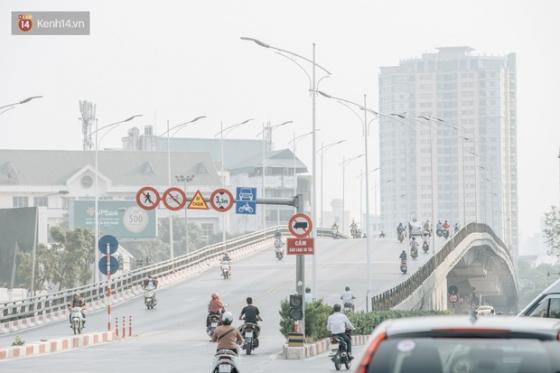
left=0, top=331, right=114, bottom=361
left=282, top=334, right=370, bottom=360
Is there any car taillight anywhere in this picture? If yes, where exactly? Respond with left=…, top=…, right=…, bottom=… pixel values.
left=356, top=332, right=387, bottom=373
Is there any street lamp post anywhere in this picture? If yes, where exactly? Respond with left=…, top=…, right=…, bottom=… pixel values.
left=175, top=174, right=195, bottom=255
left=161, top=116, right=206, bottom=262
left=0, top=96, right=42, bottom=112
left=242, top=36, right=331, bottom=298
left=93, top=114, right=142, bottom=282
left=318, top=140, right=346, bottom=227
left=215, top=119, right=254, bottom=248
left=317, top=90, right=380, bottom=307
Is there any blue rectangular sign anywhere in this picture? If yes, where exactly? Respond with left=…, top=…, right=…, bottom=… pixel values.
left=236, top=187, right=257, bottom=215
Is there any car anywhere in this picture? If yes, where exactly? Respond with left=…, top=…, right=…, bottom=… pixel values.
left=475, top=305, right=495, bottom=316
left=355, top=316, right=560, bottom=373
left=519, top=278, right=560, bottom=319
left=238, top=188, right=254, bottom=201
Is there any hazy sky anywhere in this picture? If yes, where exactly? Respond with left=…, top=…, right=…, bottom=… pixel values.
left=1, top=0, right=559, bottom=246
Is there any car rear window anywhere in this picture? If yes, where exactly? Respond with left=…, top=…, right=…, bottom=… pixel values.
left=367, top=338, right=560, bottom=373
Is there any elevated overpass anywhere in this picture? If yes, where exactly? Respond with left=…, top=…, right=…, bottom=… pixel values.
left=372, top=223, right=518, bottom=313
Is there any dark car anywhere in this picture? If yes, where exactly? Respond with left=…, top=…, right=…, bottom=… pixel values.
left=355, top=315, right=560, bottom=373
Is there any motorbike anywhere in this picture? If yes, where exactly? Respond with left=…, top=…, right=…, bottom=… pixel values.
left=330, top=330, right=352, bottom=371
left=437, top=228, right=450, bottom=239
left=212, top=349, right=239, bottom=373
left=221, top=263, right=231, bottom=280
left=410, top=245, right=418, bottom=259
left=240, top=322, right=259, bottom=355
left=144, top=289, right=157, bottom=310
left=343, top=303, right=355, bottom=314
left=275, top=248, right=284, bottom=261
left=70, top=306, right=84, bottom=335
left=422, top=241, right=429, bottom=254
left=400, top=259, right=408, bottom=274
left=207, top=314, right=221, bottom=337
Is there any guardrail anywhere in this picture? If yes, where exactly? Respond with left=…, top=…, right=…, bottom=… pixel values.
left=371, top=223, right=514, bottom=311
left=1, top=226, right=342, bottom=325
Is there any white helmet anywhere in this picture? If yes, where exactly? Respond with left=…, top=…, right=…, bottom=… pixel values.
left=222, top=311, right=233, bottom=323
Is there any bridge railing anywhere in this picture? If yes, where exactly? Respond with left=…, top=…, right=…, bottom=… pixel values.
left=1, top=226, right=341, bottom=324
left=371, top=223, right=511, bottom=311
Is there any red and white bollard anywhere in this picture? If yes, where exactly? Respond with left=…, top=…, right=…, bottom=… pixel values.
left=115, top=317, right=119, bottom=337
left=129, top=315, right=132, bottom=337
left=122, top=316, right=126, bottom=338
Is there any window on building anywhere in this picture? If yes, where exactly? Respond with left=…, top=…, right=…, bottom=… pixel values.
left=13, top=196, right=29, bottom=208
left=34, top=196, right=48, bottom=207
left=200, top=223, right=214, bottom=239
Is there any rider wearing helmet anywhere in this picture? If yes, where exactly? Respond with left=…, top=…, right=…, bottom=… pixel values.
left=340, top=286, right=356, bottom=311
left=327, top=304, right=355, bottom=359
left=207, top=293, right=225, bottom=328
left=68, top=293, right=86, bottom=327
left=212, top=311, right=243, bottom=367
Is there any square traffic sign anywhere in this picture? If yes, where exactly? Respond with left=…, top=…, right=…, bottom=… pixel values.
left=287, top=238, right=314, bottom=255
left=236, top=187, right=257, bottom=215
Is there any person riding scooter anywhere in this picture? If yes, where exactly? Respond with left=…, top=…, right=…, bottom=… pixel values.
left=340, top=286, right=356, bottom=312
left=207, top=293, right=225, bottom=328
left=409, top=236, right=419, bottom=258
left=327, top=304, right=355, bottom=360
left=68, top=293, right=86, bottom=328
left=211, top=311, right=243, bottom=372
left=142, top=275, right=159, bottom=306
left=239, top=297, right=262, bottom=343
left=220, top=253, right=232, bottom=278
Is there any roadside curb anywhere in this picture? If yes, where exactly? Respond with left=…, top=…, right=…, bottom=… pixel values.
left=282, top=334, right=369, bottom=360
left=0, top=331, right=114, bottom=362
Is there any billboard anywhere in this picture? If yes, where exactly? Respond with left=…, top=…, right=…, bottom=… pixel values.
left=70, top=200, right=157, bottom=240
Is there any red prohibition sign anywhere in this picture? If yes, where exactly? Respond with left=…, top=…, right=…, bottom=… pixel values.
left=136, top=186, right=161, bottom=210
left=288, top=213, right=313, bottom=238
left=210, top=188, right=235, bottom=212
left=162, top=187, right=187, bottom=211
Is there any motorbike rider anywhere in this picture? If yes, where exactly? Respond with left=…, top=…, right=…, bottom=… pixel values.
left=239, top=297, right=262, bottom=340
left=400, top=249, right=408, bottom=262
left=442, top=220, right=450, bottom=231
left=142, top=274, right=159, bottom=303
left=454, top=222, right=460, bottom=233
left=327, top=304, right=355, bottom=359
left=212, top=311, right=243, bottom=368
left=436, top=220, right=443, bottom=234
left=207, top=293, right=225, bottom=328
left=340, top=286, right=356, bottom=311
left=332, top=222, right=339, bottom=235
left=423, top=220, right=431, bottom=236
left=220, top=253, right=232, bottom=276
left=68, top=293, right=86, bottom=327
left=410, top=236, right=419, bottom=253
left=379, top=230, right=385, bottom=238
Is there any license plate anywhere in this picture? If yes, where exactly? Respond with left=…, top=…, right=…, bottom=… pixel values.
left=219, top=364, right=232, bottom=373
left=245, top=331, right=253, bottom=337
left=211, top=322, right=218, bottom=327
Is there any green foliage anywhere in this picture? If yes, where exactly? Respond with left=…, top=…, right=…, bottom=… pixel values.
left=15, top=227, right=94, bottom=291
left=11, top=336, right=25, bottom=346
left=279, top=299, right=448, bottom=342
left=517, top=259, right=560, bottom=307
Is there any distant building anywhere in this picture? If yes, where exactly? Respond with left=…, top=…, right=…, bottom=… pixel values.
left=379, top=47, right=518, bottom=256
left=0, top=150, right=222, bottom=241
left=121, top=126, right=309, bottom=233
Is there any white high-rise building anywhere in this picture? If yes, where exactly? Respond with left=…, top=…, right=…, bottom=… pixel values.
left=378, top=47, right=518, bottom=256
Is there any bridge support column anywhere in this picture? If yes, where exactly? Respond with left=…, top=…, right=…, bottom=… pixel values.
left=431, top=276, right=448, bottom=311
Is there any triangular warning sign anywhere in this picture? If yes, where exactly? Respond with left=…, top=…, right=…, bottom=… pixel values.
left=188, top=190, right=209, bottom=210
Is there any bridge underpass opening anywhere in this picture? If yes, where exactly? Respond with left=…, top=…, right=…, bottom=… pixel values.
left=446, top=245, right=517, bottom=314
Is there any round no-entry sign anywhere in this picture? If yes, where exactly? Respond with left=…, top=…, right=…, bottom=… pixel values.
left=288, top=213, right=313, bottom=238
left=162, top=187, right=187, bottom=211
left=136, top=186, right=161, bottom=210
left=210, top=188, right=234, bottom=212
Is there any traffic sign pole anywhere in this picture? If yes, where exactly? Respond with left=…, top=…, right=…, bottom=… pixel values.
left=106, top=243, right=112, bottom=332
left=295, top=195, right=305, bottom=337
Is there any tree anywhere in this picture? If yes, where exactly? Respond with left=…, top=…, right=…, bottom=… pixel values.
left=543, top=206, right=560, bottom=257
